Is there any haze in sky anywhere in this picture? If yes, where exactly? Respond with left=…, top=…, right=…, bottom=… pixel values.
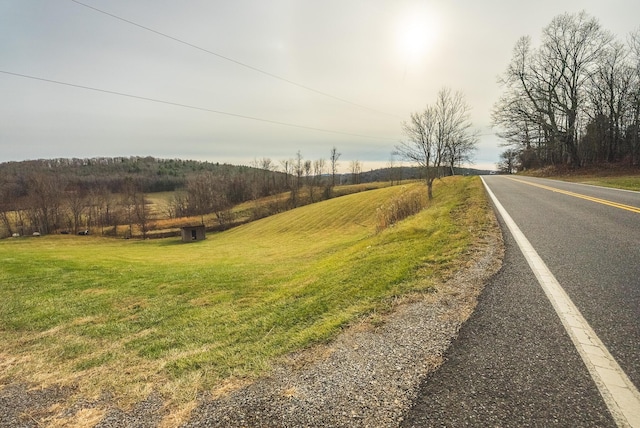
left=1, top=0, right=639, bottom=171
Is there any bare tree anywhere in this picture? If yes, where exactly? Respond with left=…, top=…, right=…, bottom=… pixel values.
left=493, top=12, right=614, bottom=166
left=260, top=157, right=276, bottom=196
left=396, top=107, right=440, bottom=200
left=303, top=160, right=312, bottom=184
left=386, top=154, right=403, bottom=185
left=0, top=172, right=20, bottom=237
left=186, top=173, right=213, bottom=224
left=26, top=173, right=65, bottom=234
left=251, top=157, right=277, bottom=198
left=396, top=88, right=477, bottom=199
left=439, top=91, right=478, bottom=174
left=579, top=40, right=637, bottom=163
left=121, top=177, right=147, bottom=238
left=303, top=159, right=314, bottom=201
left=280, top=158, right=293, bottom=190
left=289, top=151, right=304, bottom=207
left=498, top=149, right=520, bottom=173
left=447, top=133, right=477, bottom=175
left=349, top=160, right=362, bottom=184
left=134, top=191, right=150, bottom=239
left=313, top=158, right=326, bottom=187
left=628, top=30, right=640, bottom=165
left=168, top=191, right=190, bottom=219
left=65, top=184, right=87, bottom=234
left=329, top=147, right=341, bottom=188
left=87, top=184, right=115, bottom=235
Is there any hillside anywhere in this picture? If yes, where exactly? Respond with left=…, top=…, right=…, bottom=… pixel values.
left=1, top=156, right=490, bottom=239
left=0, top=175, right=495, bottom=425
left=0, top=156, right=278, bottom=193
left=0, top=156, right=491, bottom=195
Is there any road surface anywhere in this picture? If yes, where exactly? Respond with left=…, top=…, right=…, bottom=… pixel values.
left=402, top=176, right=640, bottom=427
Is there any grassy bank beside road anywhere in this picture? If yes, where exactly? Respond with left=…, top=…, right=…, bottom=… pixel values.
left=560, top=175, right=640, bottom=191
left=523, top=164, right=640, bottom=191
left=0, top=176, right=493, bottom=414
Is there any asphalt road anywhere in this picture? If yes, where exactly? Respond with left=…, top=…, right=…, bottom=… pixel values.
left=402, top=176, right=640, bottom=427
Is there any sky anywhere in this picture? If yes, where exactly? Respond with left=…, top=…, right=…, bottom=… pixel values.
left=1, top=1, right=639, bottom=172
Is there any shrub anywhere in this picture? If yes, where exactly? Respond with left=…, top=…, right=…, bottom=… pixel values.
left=376, top=186, right=428, bottom=232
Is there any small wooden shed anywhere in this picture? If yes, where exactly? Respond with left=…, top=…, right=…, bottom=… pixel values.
left=181, top=225, right=206, bottom=242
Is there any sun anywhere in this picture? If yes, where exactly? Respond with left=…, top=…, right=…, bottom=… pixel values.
left=398, top=23, right=431, bottom=58
left=395, top=9, right=440, bottom=61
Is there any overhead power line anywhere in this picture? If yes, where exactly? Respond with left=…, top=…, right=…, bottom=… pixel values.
left=0, top=70, right=398, bottom=141
left=69, top=0, right=401, bottom=119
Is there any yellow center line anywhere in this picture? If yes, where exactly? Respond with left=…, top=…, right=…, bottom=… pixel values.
left=506, top=177, right=640, bottom=214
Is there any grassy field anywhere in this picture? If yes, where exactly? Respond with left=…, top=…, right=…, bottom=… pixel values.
left=0, top=176, right=493, bottom=419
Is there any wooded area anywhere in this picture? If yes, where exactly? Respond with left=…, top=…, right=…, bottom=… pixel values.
left=0, top=155, right=323, bottom=238
left=493, top=12, right=640, bottom=172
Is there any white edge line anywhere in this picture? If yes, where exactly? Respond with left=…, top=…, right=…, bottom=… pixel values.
left=481, top=177, right=640, bottom=428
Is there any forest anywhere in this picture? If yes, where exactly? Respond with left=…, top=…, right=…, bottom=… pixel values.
left=493, top=12, right=640, bottom=172
left=0, top=155, right=318, bottom=238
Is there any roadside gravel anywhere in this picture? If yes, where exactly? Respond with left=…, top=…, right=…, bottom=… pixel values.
left=0, top=220, right=502, bottom=428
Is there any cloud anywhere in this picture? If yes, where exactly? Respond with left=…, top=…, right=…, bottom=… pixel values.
left=1, top=0, right=638, bottom=168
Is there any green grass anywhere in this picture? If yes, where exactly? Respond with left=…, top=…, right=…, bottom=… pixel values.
left=0, top=176, right=492, bottom=407
left=563, top=175, right=640, bottom=191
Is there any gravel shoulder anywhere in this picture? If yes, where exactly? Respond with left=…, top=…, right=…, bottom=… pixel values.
left=1, top=216, right=503, bottom=428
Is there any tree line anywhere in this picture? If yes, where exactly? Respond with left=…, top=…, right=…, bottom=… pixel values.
left=0, top=160, right=258, bottom=238
left=493, top=12, right=640, bottom=172
left=0, top=149, right=353, bottom=238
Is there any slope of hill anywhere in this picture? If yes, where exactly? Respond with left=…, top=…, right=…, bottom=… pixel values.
left=1, top=156, right=490, bottom=238
left=0, top=156, right=275, bottom=193
left=0, top=176, right=494, bottom=424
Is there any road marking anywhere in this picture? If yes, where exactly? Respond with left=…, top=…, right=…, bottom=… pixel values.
left=482, top=177, right=640, bottom=428
left=506, top=177, right=640, bottom=214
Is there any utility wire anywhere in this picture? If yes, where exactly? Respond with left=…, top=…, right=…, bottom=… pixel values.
left=0, top=70, right=398, bottom=141
left=69, top=0, right=401, bottom=119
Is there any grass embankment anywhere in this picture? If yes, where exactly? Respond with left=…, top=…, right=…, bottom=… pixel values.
left=0, top=176, right=493, bottom=420
left=562, top=175, right=640, bottom=191
left=523, top=164, right=640, bottom=191
left=141, top=182, right=394, bottom=238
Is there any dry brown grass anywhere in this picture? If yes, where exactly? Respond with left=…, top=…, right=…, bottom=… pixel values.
left=46, top=407, right=107, bottom=428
